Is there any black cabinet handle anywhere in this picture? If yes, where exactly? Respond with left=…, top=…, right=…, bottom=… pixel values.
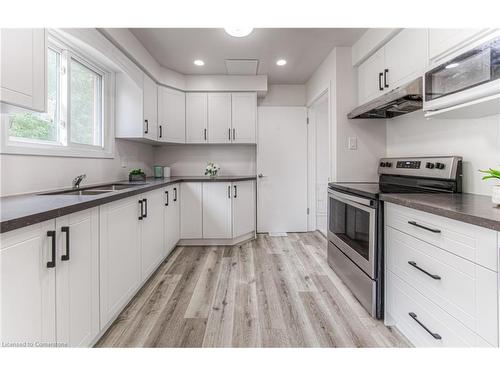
left=144, top=119, right=149, bottom=134
left=409, top=312, right=442, bottom=340
left=143, top=198, right=148, bottom=218
left=61, top=226, right=70, bottom=261
left=408, top=261, right=441, bottom=280
left=379, top=72, right=384, bottom=91
left=173, top=187, right=177, bottom=202
left=204, top=128, right=207, bottom=141
left=139, top=200, right=144, bottom=220
left=234, top=185, right=237, bottom=198
left=159, top=125, right=163, bottom=138
left=384, top=69, right=389, bottom=88
left=165, top=191, right=169, bottom=206
left=408, top=221, right=441, bottom=233
left=233, top=128, right=236, bottom=140
left=47, top=230, right=56, bottom=268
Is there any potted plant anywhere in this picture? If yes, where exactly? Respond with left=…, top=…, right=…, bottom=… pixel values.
left=479, top=168, right=500, bottom=205
left=129, top=168, right=146, bottom=182
left=204, top=162, right=220, bottom=178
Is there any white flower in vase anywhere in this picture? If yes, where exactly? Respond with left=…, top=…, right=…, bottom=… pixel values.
left=205, top=162, right=220, bottom=177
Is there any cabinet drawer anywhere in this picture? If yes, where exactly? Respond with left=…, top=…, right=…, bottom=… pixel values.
left=386, top=271, right=492, bottom=347
left=386, top=227, right=498, bottom=346
left=385, top=203, right=497, bottom=271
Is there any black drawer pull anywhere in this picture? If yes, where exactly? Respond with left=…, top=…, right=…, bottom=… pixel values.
left=47, top=230, right=56, bottom=268
left=61, top=226, right=70, bottom=261
left=408, top=261, right=441, bottom=280
left=143, top=198, right=148, bottom=218
left=165, top=191, right=169, bottom=206
left=139, top=200, right=144, bottom=220
left=378, top=72, right=384, bottom=91
left=408, top=221, right=441, bottom=233
left=384, top=68, right=389, bottom=88
left=159, top=125, right=163, bottom=138
left=144, top=119, right=149, bottom=134
left=234, top=185, right=237, bottom=198
left=173, top=187, right=177, bottom=202
left=409, top=312, right=442, bottom=340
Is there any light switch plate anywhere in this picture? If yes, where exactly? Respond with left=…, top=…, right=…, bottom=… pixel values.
left=348, top=136, right=358, bottom=150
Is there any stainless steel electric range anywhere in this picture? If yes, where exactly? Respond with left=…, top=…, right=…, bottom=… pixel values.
left=327, top=156, right=463, bottom=319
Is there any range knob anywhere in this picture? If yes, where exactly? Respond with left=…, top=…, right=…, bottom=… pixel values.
left=435, top=162, right=445, bottom=170
left=385, top=162, right=392, bottom=168
left=426, top=162, right=435, bottom=169
left=380, top=162, right=386, bottom=167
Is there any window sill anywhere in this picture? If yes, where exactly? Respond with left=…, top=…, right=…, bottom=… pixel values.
left=0, top=142, right=115, bottom=159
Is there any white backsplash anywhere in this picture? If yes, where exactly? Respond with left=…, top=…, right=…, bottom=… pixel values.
left=154, top=144, right=256, bottom=176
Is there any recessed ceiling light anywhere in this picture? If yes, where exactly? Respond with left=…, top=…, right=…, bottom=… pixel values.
left=193, top=59, right=205, bottom=66
left=224, top=27, right=253, bottom=37
left=276, top=59, right=287, bottom=66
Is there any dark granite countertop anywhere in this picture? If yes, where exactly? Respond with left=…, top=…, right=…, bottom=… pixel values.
left=380, top=193, right=500, bottom=232
left=0, top=176, right=256, bottom=233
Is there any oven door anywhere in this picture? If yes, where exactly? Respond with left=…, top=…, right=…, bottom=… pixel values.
left=327, top=189, right=376, bottom=278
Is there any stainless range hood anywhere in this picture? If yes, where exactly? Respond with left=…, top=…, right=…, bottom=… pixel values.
left=347, top=78, right=423, bottom=119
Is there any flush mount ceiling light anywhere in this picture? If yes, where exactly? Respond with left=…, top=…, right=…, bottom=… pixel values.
left=276, top=59, right=287, bottom=66
left=193, top=59, right=205, bottom=66
left=224, top=27, right=254, bottom=37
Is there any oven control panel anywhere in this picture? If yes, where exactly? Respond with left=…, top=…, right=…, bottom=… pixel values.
left=378, top=156, right=462, bottom=180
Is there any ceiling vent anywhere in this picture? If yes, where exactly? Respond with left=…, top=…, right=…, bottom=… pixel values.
left=225, top=59, right=259, bottom=75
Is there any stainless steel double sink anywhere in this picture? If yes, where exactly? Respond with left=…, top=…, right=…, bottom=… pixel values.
left=40, top=183, right=143, bottom=196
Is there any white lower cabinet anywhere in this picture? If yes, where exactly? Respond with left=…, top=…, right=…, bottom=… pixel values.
left=202, top=182, right=232, bottom=238
left=164, top=184, right=180, bottom=255
left=99, top=196, right=142, bottom=329
left=385, top=203, right=499, bottom=347
left=180, top=182, right=204, bottom=239
left=0, top=208, right=99, bottom=347
left=232, top=180, right=255, bottom=238
left=180, top=180, right=256, bottom=242
left=140, top=189, right=165, bottom=279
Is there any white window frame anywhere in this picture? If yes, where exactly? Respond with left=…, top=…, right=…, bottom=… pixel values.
left=1, top=30, right=115, bottom=159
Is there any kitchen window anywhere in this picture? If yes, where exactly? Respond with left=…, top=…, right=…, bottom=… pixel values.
left=2, top=32, right=114, bottom=158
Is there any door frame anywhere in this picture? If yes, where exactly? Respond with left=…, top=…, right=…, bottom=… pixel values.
left=306, top=88, right=331, bottom=232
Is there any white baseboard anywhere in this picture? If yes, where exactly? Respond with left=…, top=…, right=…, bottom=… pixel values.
left=178, top=231, right=256, bottom=246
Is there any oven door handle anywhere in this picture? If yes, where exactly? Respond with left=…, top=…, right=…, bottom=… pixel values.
left=328, top=189, right=375, bottom=209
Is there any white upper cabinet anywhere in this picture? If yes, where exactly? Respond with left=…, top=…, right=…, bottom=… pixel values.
left=158, top=86, right=185, bottom=143
left=358, top=48, right=386, bottom=105
left=429, top=29, right=487, bottom=62
left=186, top=93, right=208, bottom=143
left=0, top=28, right=47, bottom=112
left=0, top=221, right=56, bottom=345
left=55, top=209, right=99, bottom=347
left=208, top=93, right=232, bottom=143
left=202, top=182, right=233, bottom=239
left=357, top=29, right=428, bottom=105
left=384, top=29, right=428, bottom=89
left=180, top=182, right=203, bottom=239
left=142, top=74, right=158, bottom=141
left=232, top=180, right=256, bottom=238
left=231, top=92, right=257, bottom=143
left=115, top=72, right=158, bottom=142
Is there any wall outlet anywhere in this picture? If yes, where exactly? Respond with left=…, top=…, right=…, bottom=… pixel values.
left=348, top=136, right=358, bottom=150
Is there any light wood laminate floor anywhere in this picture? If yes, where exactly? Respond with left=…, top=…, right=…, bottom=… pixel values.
left=96, top=232, right=409, bottom=348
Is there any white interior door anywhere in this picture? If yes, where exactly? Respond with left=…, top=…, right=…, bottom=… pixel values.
left=313, top=95, right=329, bottom=236
left=257, top=106, right=308, bottom=233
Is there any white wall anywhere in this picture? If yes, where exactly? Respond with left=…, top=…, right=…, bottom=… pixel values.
left=386, top=112, right=500, bottom=196
left=306, top=47, right=386, bottom=183
left=258, top=84, right=306, bottom=106
left=0, top=140, right=154, bottom=196
left=154, top=144, right=256, bottom=176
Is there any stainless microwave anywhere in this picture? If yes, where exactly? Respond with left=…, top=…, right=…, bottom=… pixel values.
left=423, top=33, right=500, bottom=112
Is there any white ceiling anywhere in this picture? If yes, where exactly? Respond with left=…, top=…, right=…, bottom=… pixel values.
left=129, top=28, right=366, bottom=84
